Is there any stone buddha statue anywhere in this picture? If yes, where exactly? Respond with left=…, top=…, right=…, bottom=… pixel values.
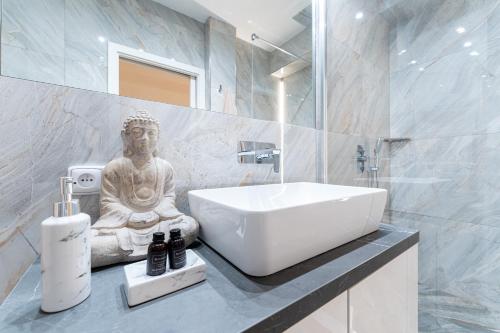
left=91, top=111, right=199, bottom=268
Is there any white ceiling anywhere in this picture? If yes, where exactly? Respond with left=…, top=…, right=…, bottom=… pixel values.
left=153, top=0, right=310, bottom=49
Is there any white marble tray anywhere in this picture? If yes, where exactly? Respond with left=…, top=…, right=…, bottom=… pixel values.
left=123, top=249, right=206, bottom=306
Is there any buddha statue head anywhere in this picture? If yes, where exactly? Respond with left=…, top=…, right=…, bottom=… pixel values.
left=121, top=110, right=160, bottom=158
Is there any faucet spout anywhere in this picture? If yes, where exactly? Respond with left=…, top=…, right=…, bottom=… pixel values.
left=256, top=148, right=281, bottom=173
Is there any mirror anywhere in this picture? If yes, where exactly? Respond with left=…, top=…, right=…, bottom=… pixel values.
left=0, top=0, right=314, bottom=127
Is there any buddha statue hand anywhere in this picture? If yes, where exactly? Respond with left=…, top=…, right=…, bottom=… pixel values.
left=127, top=211, right=160, bottom=228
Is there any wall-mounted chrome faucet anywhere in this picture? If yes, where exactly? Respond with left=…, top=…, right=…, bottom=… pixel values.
left=357, top=137, right=386, bottom=188
left=238, top=141, right=281, bottom=173
left=356, top=145, right=367, bottom=173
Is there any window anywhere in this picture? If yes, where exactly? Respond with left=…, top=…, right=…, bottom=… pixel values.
left=108, top=42, right=205, bottom=108
left=119, top=58, right=191, bottom=106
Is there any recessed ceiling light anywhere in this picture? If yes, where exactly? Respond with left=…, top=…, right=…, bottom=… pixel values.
left=470, top=50, right=480, bottom=56
left=463, top=41, right=472, bottom=48
left=98, top=36, right=106, bottom=43
left=355, top=12, right=364, bottom=20
left=398, top=49, right=407, bottom=56
left=456, top=26, right=466, bottom=34
left=409, top=60, right=417, bottom=65
left=419, top=67, right=425, bottom=71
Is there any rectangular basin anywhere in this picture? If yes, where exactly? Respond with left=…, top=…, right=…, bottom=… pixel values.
left=188, top=182, right=387, bottom=276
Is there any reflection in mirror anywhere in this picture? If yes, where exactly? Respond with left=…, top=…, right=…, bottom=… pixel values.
left=0, top=0, right=313, bottom=127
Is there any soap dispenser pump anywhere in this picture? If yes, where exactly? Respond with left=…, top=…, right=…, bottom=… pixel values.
left=41, top=177, right=91, bottom=312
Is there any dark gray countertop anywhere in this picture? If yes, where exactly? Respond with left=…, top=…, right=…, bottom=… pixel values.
left=0, top=224, right=418, bottom=333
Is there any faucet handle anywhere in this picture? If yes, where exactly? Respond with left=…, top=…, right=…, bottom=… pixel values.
left=273, top=151, right=281, bottom=173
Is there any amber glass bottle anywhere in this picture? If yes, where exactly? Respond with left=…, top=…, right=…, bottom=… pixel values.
left=168, top=228, right=186, bottom=269
left=146, top=232, right=167, bottom=276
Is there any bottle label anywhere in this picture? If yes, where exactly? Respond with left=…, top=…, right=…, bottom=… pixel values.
left=173, top=249, right=186, bottom=268
left=149, top=253, right=166, bottom=275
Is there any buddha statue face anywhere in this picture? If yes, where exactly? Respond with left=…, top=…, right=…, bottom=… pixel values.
left=129, top=124, right=158, bottom=156
left=121, top=111, right=160, bottom=158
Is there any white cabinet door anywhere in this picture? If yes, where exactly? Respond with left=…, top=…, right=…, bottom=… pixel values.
left=349, top=245, right=418, bottom=333
left=285, top=291, right=348, bottom=333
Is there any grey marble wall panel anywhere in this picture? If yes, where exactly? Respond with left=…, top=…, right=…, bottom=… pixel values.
left=252, top=46, right=280, bottom=122
left=326, top=0, right=390, bottom=192
left=327, top=0, right=389, bottom=71
left=284, top=66, right=314, bottom=128
left=1, top=0, right=64, bottom=56
left=235, top=39, right=281, bottom=123
left=1, top=0, right=206, bottom=94
left=390, top=134, right=500, bottom=227
left=235, top=39, right=253, bottom=118
left=326, top=39, right=364, bottom=135
left=0, top=230, right=37, bottom=303
left=387, top=210, right=500, bottom=332
left=206, top=17, right=236, bottom=114
left=327, top=133, right=367, bottom=186
left=388, top=1, right=500, bottom=331
left=0, top=75, right=318, bottom=304
left=388, top=0, right=496, bottom=73
left=283, top=125, right=317, bottom=183
left=326, top=40, right=389, bottom=138
left=1, top=44, right=65, bottom=85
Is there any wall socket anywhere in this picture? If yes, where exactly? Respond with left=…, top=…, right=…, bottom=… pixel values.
left=68, top=165, right=105, bottom=195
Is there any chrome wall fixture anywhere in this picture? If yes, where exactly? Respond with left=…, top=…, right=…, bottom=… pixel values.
left=357, top=137, right=390, bottom=188
left=356, top=145, right=367, bottom=173
left=237, top=141, right=281, bottom=173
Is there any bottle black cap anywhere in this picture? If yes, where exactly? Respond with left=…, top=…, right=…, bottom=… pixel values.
left=169, top=228, right=181, bottom=238
left=153, top=232, right=165, bottom=242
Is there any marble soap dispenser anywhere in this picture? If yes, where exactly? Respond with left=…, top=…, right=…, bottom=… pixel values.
left=41, top=177, right=91, bottom=312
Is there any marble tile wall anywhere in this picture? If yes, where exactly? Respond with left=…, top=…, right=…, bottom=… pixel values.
left=252, top=46, right=281, bottom=122
left=386, top=0, right=500, bottom=331
left=326, top=0, right=390, bottom=191
left=235, top=38, right=281, bottom=122
left=205, top=18, right=236, bottom=114
left=235, top=39, right=253, bottom=119
left=284, top=66, right=314, bottom=128
left=0, top=75, right=318, bottom=304
left=1, top=0, right=206, bottom=94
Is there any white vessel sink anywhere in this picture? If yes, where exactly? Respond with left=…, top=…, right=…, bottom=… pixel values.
left=188, top=182, right=387, bottom=276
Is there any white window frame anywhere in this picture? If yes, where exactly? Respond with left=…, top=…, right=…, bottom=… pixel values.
left=108, top=42, right=205, bottom=109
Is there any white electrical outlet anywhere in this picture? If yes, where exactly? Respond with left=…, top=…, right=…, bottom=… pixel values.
left=68, top=165, right=105, bottom=195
